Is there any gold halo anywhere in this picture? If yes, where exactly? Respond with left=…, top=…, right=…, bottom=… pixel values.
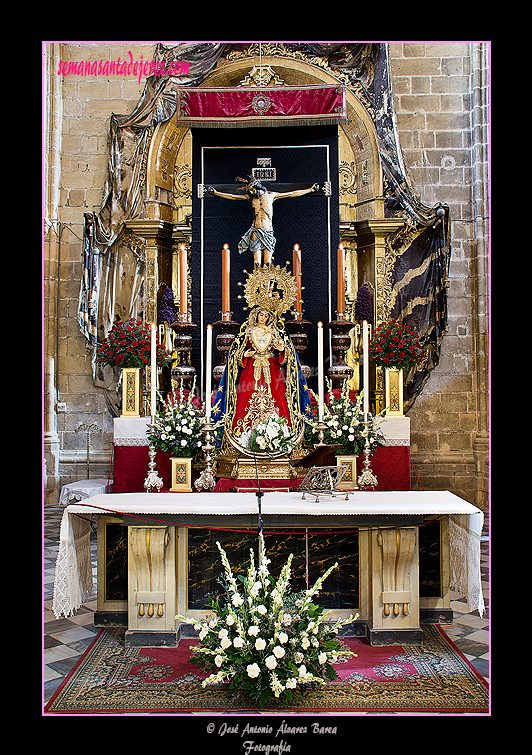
left=239, top=264, right=297, bottom=316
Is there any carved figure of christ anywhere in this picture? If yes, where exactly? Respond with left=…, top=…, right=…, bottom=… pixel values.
left=207, top=180, right=320, bottom=267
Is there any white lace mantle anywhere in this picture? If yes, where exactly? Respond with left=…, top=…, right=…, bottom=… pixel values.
left=52, top=512, right=93, bottom=619
left=449, top=512, right=485, bottom=616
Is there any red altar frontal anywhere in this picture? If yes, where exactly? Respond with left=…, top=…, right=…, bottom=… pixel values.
left=111, top=418, right=411, bottom=494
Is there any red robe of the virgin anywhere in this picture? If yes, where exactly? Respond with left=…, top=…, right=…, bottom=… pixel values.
left=231, top=341, right=291, bottom=440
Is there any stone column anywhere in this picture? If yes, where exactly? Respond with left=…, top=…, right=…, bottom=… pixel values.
left=351, top=218, right=405, bottom=408
left=124, top=219, right=174, bottom=325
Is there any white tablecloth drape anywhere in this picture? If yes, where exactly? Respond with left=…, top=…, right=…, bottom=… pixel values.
left=58, top=478, right=112, bottom=506
left=51, top=491, right=485, bottom=618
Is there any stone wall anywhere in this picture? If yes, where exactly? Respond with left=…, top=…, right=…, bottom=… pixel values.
left=43, top=42, right=489, bottom=508
left=387, top=43, right=489, bottom=507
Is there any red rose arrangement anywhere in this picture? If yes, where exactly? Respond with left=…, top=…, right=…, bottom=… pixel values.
left=369, top=319, right=423, bottom=372
left=97, top=319, right=167, bottom=369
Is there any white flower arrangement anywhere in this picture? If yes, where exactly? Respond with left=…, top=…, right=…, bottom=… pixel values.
left=147, top=378, right=222, bottom=458
left=176, top=534, right=358, bottom=707
left=240, top=413, right=296, bottom=455
left=310, top=379, right=385, bottom=456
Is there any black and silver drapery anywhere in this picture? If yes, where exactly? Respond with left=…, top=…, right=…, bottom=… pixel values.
left=388, top=213, right=450, bottom=411
left=79, top=42, right=451, bottom=409
left=78, top=214, right=108, bottom=346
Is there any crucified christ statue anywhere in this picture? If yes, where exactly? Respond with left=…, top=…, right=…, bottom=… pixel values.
left=207, top=178, right=320, bottom=267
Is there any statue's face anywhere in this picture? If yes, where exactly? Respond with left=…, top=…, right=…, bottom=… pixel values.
left=257, top=310, right=269, bottom=324
left=249, top=182, right=266, bottom=197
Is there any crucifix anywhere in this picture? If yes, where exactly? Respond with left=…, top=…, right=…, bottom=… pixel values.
left=203, top=176, right=331, bottom=268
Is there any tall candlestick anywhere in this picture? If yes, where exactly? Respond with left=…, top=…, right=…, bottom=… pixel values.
left=337, top=243, right=345, bottom=320
left=293, top=243, right=302, bottom=317
left=150, top=322, right=157, bottom=422
left=206, top=324, right=213, bottom=420
left=179, top=244, right=188, bottom=320
left=362, top=320, right=369, bottom=418
left=222, top=244, right=230, bottom=319
left=317, top=321, right=324, bottom=422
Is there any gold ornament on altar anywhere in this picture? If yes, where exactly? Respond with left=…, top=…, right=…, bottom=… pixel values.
left=237, top=263, right=297, bottom=317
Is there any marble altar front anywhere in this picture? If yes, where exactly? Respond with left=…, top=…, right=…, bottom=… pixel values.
left=52, top=490, right=484, bottom=648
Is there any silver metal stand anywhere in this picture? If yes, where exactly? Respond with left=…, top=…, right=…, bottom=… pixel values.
left=194, top=420, right=217, bottom=492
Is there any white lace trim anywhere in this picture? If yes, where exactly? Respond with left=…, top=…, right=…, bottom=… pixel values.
left=449, top=513, right=486, bottom=617
left=52, top=512, right=93, bottom=618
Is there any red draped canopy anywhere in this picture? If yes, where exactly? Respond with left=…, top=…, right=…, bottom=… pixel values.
left=175, top=85, right=347, bottom=128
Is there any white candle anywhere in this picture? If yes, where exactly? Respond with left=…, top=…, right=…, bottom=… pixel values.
left=222, top=244, right=230, bottom=319
left=179, top=244, right=187, bottom=320
left=150, top=322, right=157, bottom=422
left=206, top=324, right=213, bottom=420
left=362, top=320, right=369, bottom=418
left=317, top=322, right=324, bottom=423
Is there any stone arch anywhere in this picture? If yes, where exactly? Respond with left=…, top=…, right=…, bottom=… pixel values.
left=144, top=51, right=384, bottom=226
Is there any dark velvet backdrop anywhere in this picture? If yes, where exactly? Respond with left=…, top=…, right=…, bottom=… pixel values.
left=191, top=125, right=340, bottom=397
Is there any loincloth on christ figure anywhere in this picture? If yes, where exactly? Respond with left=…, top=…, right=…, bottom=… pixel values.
left=238, top=227, right=276, bottom=256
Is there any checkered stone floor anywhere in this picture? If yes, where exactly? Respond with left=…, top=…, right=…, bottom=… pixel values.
left=43, top=506, right=489, bottom=706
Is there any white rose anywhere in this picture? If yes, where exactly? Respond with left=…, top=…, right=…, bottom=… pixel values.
left=226, top=614, right=235, bottom=626
left=286, top=678, right=297, bottom=689
left=231, top=594, right=244, bottom=607
left=298, top=665, right=307, bottom=678
left=220, top=636, right=232, bottom=650
left=248, top=625, right=259, bottom=637
left=215, top=655, right=224, bottom=667
left=180, top=439, right=187, bottom=446
left=199, top=628, right=208, bottom=641
left=318, top=652, right=327, bottom=664
left=294, top=652, right=304, bottom=664
left=265, top=655, right=277, bottom=670
left=282, top=613, right=292, bottom=627
left=218, top=628, right=229, bottom=639
left=278, top=632, right=288, bottom=644
left=257, top=604, right=267, bottom=615
left=255, top=637, right=266, bottom=651
left=273, top=645, right=285, bottom=659
left=246, top=663, right=260, bottom=678
left=233, top=636, right=244, bottom=649
left=301, top=637, right=310, bottom=649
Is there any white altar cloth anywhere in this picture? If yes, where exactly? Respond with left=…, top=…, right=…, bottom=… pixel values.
left=58, top=478, right=113, bottom=506
left=52, top=490, right=485, bottom=619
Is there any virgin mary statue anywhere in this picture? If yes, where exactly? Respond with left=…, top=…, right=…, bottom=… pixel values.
left=211, top=267, right=312, bottom=457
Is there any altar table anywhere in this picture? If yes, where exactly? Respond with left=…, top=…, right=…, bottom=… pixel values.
left=52, top=490, right=484, bottom=647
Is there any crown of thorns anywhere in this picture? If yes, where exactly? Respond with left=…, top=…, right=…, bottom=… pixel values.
left=235, top=175, right=267, bottom=193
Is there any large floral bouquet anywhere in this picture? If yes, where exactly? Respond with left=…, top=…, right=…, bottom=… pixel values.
left=310, top=380, right=385, bottom=456
left=176, top=535, right=357, bottom=707
left=147, top=379, right=206, bottom=458
left=97, top=319, right=167, bottom=370
left=369, top=319, right=423, bottom=372
left=240, top=414, right=296, bottom=455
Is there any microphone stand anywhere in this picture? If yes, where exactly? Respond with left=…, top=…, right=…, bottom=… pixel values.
left=252, top=452, right=264, bottom=566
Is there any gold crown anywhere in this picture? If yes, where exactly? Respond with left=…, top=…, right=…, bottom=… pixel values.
left=238, top=264, right=298, bottom=316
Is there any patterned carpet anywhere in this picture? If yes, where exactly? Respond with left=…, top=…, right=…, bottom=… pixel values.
left=43, top=506, right=489, bottom=714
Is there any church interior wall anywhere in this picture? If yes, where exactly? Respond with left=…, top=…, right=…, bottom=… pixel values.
left=43, top=42, right=489, bottom=509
